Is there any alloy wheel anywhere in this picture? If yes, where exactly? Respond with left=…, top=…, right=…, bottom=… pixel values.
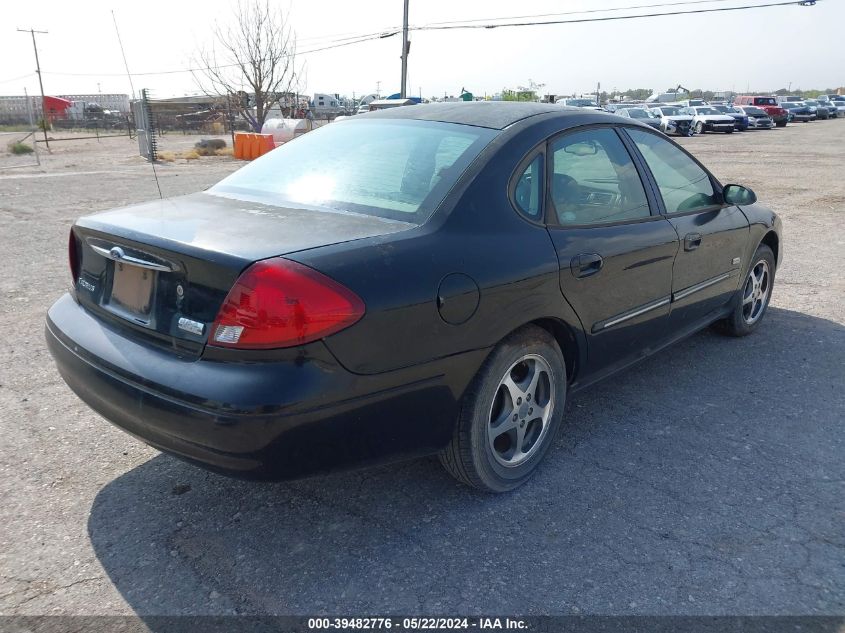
left=742, top=259, right=771, bottom=325
left=487, top=354, right=555, bottom=468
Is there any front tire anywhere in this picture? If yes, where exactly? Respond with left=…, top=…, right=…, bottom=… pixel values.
left=439, top=326, right=567, bottom=492
left=695, top=121, right=705, bottom=134
left=714, top=244, right=775, bottom=337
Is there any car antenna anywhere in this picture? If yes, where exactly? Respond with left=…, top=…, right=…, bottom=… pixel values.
left=149, top=153, right=163, bottom=200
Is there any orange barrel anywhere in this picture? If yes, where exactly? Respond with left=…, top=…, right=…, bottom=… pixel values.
left=257, top=133, right=275, bottom=157
left=233, top=132, right=248, bottom=159
left=247, top=133, right=260, bottom=160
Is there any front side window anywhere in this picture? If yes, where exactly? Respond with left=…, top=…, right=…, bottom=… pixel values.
left=513, top=154, right=544, bottom=221
left=210, top=119, right=497, bottom=223
left=550, top=128, right=651, bottom=226
left=627, top=128, right=719, bottom=214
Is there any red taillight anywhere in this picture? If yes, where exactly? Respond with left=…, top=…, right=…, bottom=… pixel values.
left=68, top=228, right=80, bottom=285
left=210, top=258, right=365, bottom=349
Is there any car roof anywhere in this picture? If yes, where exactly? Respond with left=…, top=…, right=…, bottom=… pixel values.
left=362, top=101, right=582, bottom=130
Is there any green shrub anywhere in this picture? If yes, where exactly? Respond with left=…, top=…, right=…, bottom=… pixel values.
left=8, top=142, right=34, bottom=155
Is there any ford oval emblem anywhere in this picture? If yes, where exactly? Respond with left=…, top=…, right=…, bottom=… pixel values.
left=109, top=247, right=125, bottom=260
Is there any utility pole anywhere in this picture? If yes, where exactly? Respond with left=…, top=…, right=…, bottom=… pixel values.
left=18, top=27, right=49, bottom=149
left=400, top=0, right=410, bottom=98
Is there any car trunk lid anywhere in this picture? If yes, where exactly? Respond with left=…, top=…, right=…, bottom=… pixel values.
left=71, top=192, right=413, bottom=357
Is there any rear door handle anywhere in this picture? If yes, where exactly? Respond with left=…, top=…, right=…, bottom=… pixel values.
left=570, top=253, right=603, bottom=278
left=684, top=233, right=702, bottom=251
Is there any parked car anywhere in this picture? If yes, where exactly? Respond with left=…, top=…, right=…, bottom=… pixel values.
left=711, top=105, right=749, bottom=131
left=46, top=102, right=782, bottom=492
left=821, top=95, right=845, bottom=107
left=684, top=106, right=736, bottom=134
left=648, top=105, right=694, bottom=136
left=614, top=107, right=661, bottom=129
left=733, top=96, right=788, bottom=127
left=672, top=99, right=708, bottom=108
left=802, top=100, right=834, bottom=119
left=829, top=100, right=845, bottom=117
left=798, top=100, right=830, bottom=120
left=781, top=102, right=814, bottom=122
left=556, top=98, right=605, bottom=111
left=604, top=102, right=642, bottom=113
left=735, top=106, right=774, bottom=129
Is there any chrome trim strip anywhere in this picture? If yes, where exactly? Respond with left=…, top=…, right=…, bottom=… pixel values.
left=672, top=271, right=732, bottom=302
left=594, top=296, right=671, bottom=332
left=89, top=243, right=175, bottom=272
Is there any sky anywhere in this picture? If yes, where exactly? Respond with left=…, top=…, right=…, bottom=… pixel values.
left=2, top=0, right=844, bottom=101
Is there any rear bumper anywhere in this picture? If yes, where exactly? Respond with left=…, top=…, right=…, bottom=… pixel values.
left=46, top=293, right=487, bottom=480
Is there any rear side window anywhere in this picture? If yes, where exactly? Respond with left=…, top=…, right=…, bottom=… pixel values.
left=627, top=128, right=718, bottom=214
left=513, top=154, right=544, bottom=221
left=550, top=128, right=651, bottom=226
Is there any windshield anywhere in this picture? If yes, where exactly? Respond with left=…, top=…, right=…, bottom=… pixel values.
left=658, top=107, right=681, bottom=116
left=695, top=107, right=721, bottom=115
left=804, top=100, right=819, bottom=106
left=567, top=99, right=596, bottom=107
left=712, top=105, right=731, bottom=113
left=743, top=107, right=767, bottom=116
left=209, top=119, right=497, bottom=223
left=626, top=108, right=650, bottom=118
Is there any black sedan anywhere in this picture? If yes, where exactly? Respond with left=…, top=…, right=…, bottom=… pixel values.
left=46, top=103, right=782, bottom=492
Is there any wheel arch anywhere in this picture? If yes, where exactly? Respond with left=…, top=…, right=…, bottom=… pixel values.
left=520, top=317, right=582, bottom=385
left=760, top=230, right=779, bottom=267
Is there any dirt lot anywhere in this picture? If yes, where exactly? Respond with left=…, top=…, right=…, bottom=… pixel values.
left=0, top=121, right=842, bottom=616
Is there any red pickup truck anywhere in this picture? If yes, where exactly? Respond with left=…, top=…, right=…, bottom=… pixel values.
left=733, top=96, right=789, bottom=127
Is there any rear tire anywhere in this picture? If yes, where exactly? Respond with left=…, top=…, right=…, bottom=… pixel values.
left=713, top=244, right=775, bottom=337
left=439, top=326, right=567, bottom=493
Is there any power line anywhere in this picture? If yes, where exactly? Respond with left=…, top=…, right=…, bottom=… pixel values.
left=0, top=72, right=36, bottom=85
left=419, top=0, right=743, bottom=27
left=411, top=0, right=817, bottom=30
left=32, top=0, right=816, bottom=80
left=39, top=31, right=399, bottom=78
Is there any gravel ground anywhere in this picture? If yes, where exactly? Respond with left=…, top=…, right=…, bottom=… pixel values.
left=0, top=122, right=842, bottom=617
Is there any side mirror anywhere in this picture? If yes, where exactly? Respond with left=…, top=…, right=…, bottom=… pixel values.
left=723, top=184, right=757, bottom=206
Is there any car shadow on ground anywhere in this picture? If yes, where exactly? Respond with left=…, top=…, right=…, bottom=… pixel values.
left=87, top=307, right=845, bottom=617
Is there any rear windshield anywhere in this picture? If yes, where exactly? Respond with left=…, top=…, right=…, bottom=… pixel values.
left=210, top=119, right=497, bottom=223
left=754, top=97, right=777, bottom=105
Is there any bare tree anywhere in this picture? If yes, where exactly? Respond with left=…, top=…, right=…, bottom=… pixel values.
left=194, top=0, right=302, bottom=131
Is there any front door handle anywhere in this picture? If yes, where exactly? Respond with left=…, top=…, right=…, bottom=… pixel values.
left=570, top=253, right=604, bottom=278
left=684, top=232, right=702, bottom=251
